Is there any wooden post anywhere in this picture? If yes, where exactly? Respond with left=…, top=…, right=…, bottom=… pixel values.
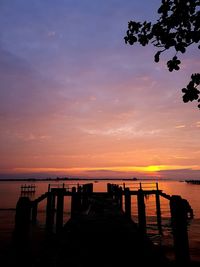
left=86, top=183, right=93, bottom=194
left=51, top=192, right=56, bottom=226
left=114, top=185, right=119, bottom=206
left=170, top=195, right=190, bottom=265
left=13, top=197, right=32, bottom=242
left=77, top=185, right=82, bottom=210
left=123, top=183, right=125, bottom=190
left=137, top=189, right=146, bottom=235
left=155, top=184, right=162, bottom=234
left=124, top=188, right=131, bottom=219
left=56, top=189, right=64, bottom=233
left=107, top=183, right=111, bottom=194
left=32, top=201, right=38, bottom=224
left=71, top=186, right=76, bottom=217
left=82, top=184, right=88, bottom=210
left=116, top=185, right=120, bottom=203
left=118, top=186, right=123, bottom=210
left=71, top=187, right=81, bottom=218
left=46, top=192, right=54, bottom=231
left=113, top=185, right=117, bottom=201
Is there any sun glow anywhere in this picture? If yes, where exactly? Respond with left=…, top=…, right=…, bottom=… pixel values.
left=8, top=164, right=200, bottom=175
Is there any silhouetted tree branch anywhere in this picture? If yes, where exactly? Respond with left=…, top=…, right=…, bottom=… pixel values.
left=124, top=0, right=200, bottom=109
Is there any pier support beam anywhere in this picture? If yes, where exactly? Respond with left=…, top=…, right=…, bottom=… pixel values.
left=32, top=202, right=38, bottom=224
left=71, top=187, right=81, bottom=218
left=137, top=189, right=146, bottom=235
left=56, top=190, right=64, bottom=233
left=13, top=197, right=32, bottom=242
left=124, top=188, right=131, bottom=219
left=155, top=184, right=162, bottom=234
left=118, top=186, right=123, bottom=210
left=82, top=185, right=89, bottom=210
left=170, top=195, right=190, bottom=265
left=87, top=183, right=93, bottom=194
left=46, top=192, right=54, bottom=231
left=107, top=183, right=114, bottom=197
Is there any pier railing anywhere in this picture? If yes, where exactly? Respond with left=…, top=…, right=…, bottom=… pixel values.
left=123, top=182, right=158, bottom=190
left=14, top=182, right=194, bottom=265
left=47, top=183, right=80, bottom=192
left=20, top=184, right=36, bottom=196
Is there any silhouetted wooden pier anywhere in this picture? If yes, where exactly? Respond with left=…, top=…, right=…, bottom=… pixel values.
left=13, top=182, right=194, bottom=267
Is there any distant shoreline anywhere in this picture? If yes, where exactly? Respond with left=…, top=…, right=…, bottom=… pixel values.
left=0, top=177, right=176, bottom=182
left=0, top=178, right=138, bottom=182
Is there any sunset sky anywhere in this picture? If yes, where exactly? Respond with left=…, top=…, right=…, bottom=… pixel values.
left=0, top=0, right=200, bottom=179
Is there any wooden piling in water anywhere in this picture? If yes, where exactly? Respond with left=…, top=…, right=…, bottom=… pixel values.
left=71, top=186, right=81, bottom=217
left=82, top=184, right=89, bottom=210
left=71, top=186, right=76, bottom=217
left=137, top=189, right=146, bottom=235
left=124, top=188, right=131, bottom=219
left=86, top=183, right=93, bottom=194
left=32, top=202, right=38, bottom=224
left=56, top=190, right=64, bottom=232
left=118, top=186, right=123, bottom=210
left=113, top=185, right=123, bottom=209
left=170, top=195, right=190, bottom=265
left=107, top=183, right=111, bottom=195
left=46, top=192, right=54, bottom=231
left=51, top=193, right=56, bottom=225
left=155, top=183, right=162, bottom=234
left=13, top=197, right=32, bottom=242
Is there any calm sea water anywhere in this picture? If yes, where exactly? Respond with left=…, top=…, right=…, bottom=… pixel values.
left=0, top=179, right=200, bottom=262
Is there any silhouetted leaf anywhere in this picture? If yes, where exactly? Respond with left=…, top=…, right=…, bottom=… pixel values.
left=154, top=51, right=161, bottom=62
left=124, top=0, right=200, bottom=109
